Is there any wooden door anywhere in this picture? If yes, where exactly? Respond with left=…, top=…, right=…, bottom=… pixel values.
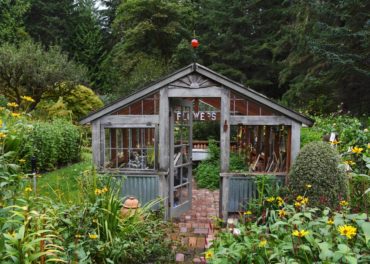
left=169, top=99, right=193, bottom=217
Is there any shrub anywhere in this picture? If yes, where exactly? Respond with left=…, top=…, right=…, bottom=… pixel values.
left=20, top=119, right=81, bottom=171
left=288, top=141, right=348, bottom=209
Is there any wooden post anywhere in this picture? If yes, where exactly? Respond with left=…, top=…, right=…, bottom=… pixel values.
left=92, top=120, right=101, bottom=169
left=220, top=88, right=230, bottom=221
left=291, top=122, right=301, bottom=164
left=159, top=87, right=170, bottom=218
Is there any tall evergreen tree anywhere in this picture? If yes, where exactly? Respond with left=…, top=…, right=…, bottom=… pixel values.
left=25, top=0, right=75, bottom=48
left=196, top=0, right=292, bottom=98
left=281, top=0, right=370, bottom=114
left=0, top=0, right=30, bottom=45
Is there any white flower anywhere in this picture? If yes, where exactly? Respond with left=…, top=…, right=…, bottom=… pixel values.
left=233, top=228, right=241, bottom=236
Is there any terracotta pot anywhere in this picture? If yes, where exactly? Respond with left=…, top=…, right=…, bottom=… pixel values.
left=120, top=197, right=140, bottom=218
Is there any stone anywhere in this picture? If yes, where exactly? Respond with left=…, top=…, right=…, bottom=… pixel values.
left=175, top=253, right=185, bottom=262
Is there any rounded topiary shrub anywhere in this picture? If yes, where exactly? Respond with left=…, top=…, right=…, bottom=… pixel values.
left=288, top=141, right=348, bottom=209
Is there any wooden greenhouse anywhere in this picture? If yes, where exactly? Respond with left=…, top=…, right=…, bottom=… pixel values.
left=80, top=63, right=313, bottom=220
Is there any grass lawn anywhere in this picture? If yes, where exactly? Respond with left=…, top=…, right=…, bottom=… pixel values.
left=36, top=151, right=94, bottom=203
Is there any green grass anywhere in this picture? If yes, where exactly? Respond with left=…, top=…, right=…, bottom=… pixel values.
left=37, top=151, right=93, bottom=203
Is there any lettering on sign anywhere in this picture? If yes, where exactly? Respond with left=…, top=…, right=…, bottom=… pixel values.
left=175, top=111, right=218, bottom=121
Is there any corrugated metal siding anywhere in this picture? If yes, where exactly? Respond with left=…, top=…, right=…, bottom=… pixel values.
left=228, top=175, right=285, bottom=212
left=120, top=175, right=159, bottom=206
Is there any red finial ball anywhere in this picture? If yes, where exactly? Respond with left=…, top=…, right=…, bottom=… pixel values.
left=191, top=38, right=199, bottom=49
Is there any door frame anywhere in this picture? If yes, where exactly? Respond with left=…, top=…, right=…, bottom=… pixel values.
left=169, top=98, right=193, bottom=218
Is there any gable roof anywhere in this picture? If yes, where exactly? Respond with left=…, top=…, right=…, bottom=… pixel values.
left=80, top=63, right=313, bottom=126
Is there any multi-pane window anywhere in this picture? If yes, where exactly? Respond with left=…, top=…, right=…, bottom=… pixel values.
left=230, top=125, right=289, bottom=173
left=230, top=92, right=277, bottom=116
left=104, top=128, right=156, bottom=170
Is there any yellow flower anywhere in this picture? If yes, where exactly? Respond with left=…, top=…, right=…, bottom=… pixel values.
left=330, top=139, right=340, bottom=145
left=338, top=225, right=357, bottom=239
left=0, top=119, right=2, bottom=127
left=21, top=96, right=35, bottom=103
left=368, top=143, right=370, bottom=149
left=24, top=187, right=32, bottom=192
left=292, top=229, right=309, bottom=237
left=278, top=209, right=287, bottom=218
left=0, top=107, right=5, bottom=111
left=19, top=159, right=26, bottom=164
left=305, top=184, right=312, bottom=189
left=75, top=234, right=82, bottom=238
left=94, top=189, right=102, bottom=195
left=258, top=239, right=267, bottom=248
left=0, top=132, right=6, bottom=139
left=327, top=219, right=334, bottom=225
left=205, top=250, right=213, bottom=260
left=244, top=210, right=252, bottom=215
left=7, top=102, right=18, bottom=108
left=266, top=197, right=275, bottom=203
left=296, top=195, right=304, bottom=201
left=8, top=231, right=16, bottom=238
left=351, top=146, right=363, bottom=154
left=301, top=197, right=309, bottom=205
left=89, top=234, right=98, bottom=239
left=344, top=160, right=356, bottom=166
left=11, top=112, right=21, bottom=118
left=340, top=200, right=349, bottom=207
left=102, top=186, right=108, bottom=193
left=294, top=201, right=301, bottom=207
left=276, top=196, right=284, bottom=206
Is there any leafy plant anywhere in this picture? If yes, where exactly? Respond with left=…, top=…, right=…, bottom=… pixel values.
left=208, top=202, right=370, bottom=264
left=288, top=141, right=348, bottom=209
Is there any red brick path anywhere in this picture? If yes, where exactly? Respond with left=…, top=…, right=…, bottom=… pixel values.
left=171, top=182, right=219, bottom=263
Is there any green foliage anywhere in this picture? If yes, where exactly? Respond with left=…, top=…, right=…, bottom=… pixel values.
left=195, top=140, right=220, bottom=190
left=193, top=121, right=220, bottom=140
left=195, top=139, right=248, bottom=189
left=0, top=41, right=86, bottom=110
left=0, top=169, right=173, bottom=263
left=17, top=119, right=82, bottom=171
left=208, top=204, right=370, bottom=263
left=0, top=0, right=30, bottom=45
left=289, top=141, right=348, bottom=209
left=300, top=127, right=322, bottom=148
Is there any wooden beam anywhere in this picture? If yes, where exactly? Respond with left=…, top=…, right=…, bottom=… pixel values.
left=220, top=88, right=230, bottom=173
left=291, top=121, right=301, bottom=163
left=100, top=115, right=159, bottom=126
left=92, top=120, right=100, bottom=168
left=230, top=116, right=293, bottom=125
left=159, top=87, right=170, bottom=171
left=221, top=174, right=230, bottom=222
left=167, top=86, right=223, bottom=97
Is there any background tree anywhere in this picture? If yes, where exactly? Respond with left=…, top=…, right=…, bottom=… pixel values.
left=24, top=0, right=75, bottom=48
left=0, top=41, right=86, bottom=110
left=0, top=0, right=30, bottom=45
left=99, top=0, right=192, bottom=97
left=280, top=0, right=370, bottom=114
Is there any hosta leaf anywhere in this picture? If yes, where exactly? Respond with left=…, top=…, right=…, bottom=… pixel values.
left=361, top=222, right=370, bottom=244
left=344, top=256, right=357, bottom=264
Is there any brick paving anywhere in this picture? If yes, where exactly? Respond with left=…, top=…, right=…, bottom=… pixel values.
left=171, top=181, right=219, bottom=263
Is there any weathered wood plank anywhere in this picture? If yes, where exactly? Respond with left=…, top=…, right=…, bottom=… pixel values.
left=220, top=88, right=230, bottom=173
left=92, top=120, right=100, bottom=167
left=167, top=86, right=223, bottom=97
left=291, top=121, right=301, bottom=163
left=100, top=115, right=159, bottom=125
left=230, top=115, right=293, bottom=125
left=221, top=174, right=230, bottom=222
left=159, top=87, right=170, bottom=171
